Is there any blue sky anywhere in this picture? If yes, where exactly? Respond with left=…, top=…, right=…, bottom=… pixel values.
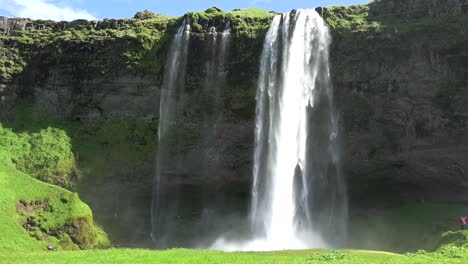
left=0, top=0, right=372, bottom=21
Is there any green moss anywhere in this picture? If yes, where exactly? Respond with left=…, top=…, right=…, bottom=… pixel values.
left=6, top=104, right=157, bottom=185
left=0, top=8, right=275, bottom=84
left=94, top=226, right=112, bottom=249
left=67, top=218, right=97, bottom=249
left=324, top=2, right=468, bottom=50
left=324, top=5, right=380, bottom=33
left=0, top=124, right=79, bottom=189
left=0, top=15, right=175, bottom=83
left=59, top=234, right=80, bottom=251
left=184, top=8, right=273, bottom=36
left=15, top=128, right=79, bottom=189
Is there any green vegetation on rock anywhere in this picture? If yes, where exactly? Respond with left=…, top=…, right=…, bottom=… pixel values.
left=437, top=231, right=468, bottom=249
left=16, top=128, right=79, bottom=189
left=0, top=125, right=78, bottom=189
left=0, top=124, right=109, bottom=251
left=185, top=8, right=274, bottom=36
left=0, top=14, right=174, bottom=82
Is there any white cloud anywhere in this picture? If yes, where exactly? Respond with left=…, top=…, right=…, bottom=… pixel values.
left=0, top=0, right=96, bottom=21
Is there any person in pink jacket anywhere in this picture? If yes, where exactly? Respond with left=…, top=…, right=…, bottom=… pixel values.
left=458, top=216, right=467, bottom=230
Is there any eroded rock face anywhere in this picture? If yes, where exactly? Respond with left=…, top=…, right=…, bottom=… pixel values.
left=0, top=16, right=27, bottom=33
left=327, top=0, right=468, bottom=206
left=14, top=77, right=159, bottom=121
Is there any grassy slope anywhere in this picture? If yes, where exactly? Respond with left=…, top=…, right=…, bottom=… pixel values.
left=0, top=125, right=109, bottom=251
left=0, top=155, right=88, bottom=251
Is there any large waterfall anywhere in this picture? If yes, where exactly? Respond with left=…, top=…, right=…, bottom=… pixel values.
left=214, top=9, right=347, bottom=251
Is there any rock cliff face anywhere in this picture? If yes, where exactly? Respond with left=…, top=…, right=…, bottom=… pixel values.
left=369, top=0, right=468, bottom=18
left=324, top=0, right=468, bottom=250
left=0, top=0, right=467, bottom=250
left=325, top=0, right=468, bottom=207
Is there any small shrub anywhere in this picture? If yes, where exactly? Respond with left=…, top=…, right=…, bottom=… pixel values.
left=307, top=250, right=345, bottom=262
left=437, top=245, right=466, bottom=259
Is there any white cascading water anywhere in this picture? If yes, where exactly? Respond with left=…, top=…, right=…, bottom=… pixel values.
left=213, top=9, right=345, bottom=251
left=151, top=19, right=191, bottom=245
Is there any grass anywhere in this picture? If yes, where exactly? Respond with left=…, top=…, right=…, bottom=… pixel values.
left=229, top=8, right=275, bottom=19
left=1, top=246, right=468, bottom=264
left=0, top=155, right=87, bottom=251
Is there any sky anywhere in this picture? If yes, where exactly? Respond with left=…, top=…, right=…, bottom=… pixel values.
left=0, top=0, right=373, bottom=21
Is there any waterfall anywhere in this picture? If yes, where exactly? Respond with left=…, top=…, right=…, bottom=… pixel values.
left=195, top=20, right=232, bottom=242
left=213, top=9, right=347, bottom=251
left=203, top=21, right=230, bottom=119
left=151, top=19, right=191, bottom=246
left=151, top=19, right=233, bottom=247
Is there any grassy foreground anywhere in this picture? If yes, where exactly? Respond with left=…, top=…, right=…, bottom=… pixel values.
left=0, top=247, right=467, bottom=264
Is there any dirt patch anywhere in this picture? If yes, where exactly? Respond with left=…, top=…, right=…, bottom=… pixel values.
left=16, top=199, right=50, bottom=213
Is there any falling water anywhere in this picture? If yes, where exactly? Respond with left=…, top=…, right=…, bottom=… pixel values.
left=195, top=20, right=233, bottom=242
left=151, top=19, right=191, bottom=246
left=203, top=21, right=231, bottom=122
left=213, top=9, right=347, bottom=251
left=152, top=19, right=235, bottom=247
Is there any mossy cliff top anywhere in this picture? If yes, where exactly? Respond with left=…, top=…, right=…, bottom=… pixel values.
left=0, top=12, right=175, bottom=83
left=184, top=7, right=274, bottom=35
left=2, top=0, right=467, bottom=83
left=0, top=7, right=276, bottom=84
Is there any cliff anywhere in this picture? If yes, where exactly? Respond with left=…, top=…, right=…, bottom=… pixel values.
left=0, top=0, right=467, bottom=251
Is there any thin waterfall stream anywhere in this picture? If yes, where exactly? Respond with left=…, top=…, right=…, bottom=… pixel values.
left=151, top=19, right=191, bottom=245
left=151, top=19, right=232, bottom=247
